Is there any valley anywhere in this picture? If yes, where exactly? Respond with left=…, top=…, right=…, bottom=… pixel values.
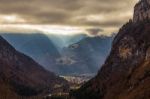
left=0, top=0, right=149, bottom=99
left=0, top=33, right=113, bottom=99
left=2, top=33, right=113, bottom=76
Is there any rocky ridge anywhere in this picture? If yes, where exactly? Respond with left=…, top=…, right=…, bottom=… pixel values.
left=71, top=0, right=150, bottom=99
left=133, top=0, right=150, bottom=22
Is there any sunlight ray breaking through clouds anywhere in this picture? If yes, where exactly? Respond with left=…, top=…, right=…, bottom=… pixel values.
left=0, top=24, right=116, bottom=36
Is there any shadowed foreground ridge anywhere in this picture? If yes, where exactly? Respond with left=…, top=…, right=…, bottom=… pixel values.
left=71, top=0, right=150, bottom=99
left=0, top=36, right=69, bottom=99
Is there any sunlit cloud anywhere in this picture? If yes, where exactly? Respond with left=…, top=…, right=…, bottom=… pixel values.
left=0, top=24, right=118, bottom=36
left=0, top=24, right=85, bottom=35
left=0, top=15, right=26, bottom=24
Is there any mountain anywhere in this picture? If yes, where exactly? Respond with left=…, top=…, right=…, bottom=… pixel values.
left=46, top=33, right=87, bottom=50
left=2, top=33, right=113, bottom=76
left=57, top=36, right=113, bottom=75
left=71, top=0, right=150, bottom=99
left=1, top=33, right=87, bottom=74
left=0, top=36, right=69, bottom=98
left=133, top=0, right=150, bottom=22
left=1, top=33, right=61, bottom=73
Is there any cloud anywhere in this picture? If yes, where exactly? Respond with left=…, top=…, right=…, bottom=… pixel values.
left=86, top=28, right=103, bottom=36
left=0, top=0, right=138, bottom=34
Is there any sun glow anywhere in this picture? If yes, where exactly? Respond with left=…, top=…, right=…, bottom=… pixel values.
left=0, top=15, right=26, bottom=23
left=0, top=24, right=86, bottom=35
left=3, top=16, right=17, bottom=22
left=0, top=15, right=117, bottom=36
left=0, top=24, right=117, bottom=36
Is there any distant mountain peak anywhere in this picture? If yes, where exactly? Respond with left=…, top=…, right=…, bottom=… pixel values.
left=133, top=0, right=150, bottom=22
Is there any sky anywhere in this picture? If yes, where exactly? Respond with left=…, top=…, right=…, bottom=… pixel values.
left=0, top=0, right=138, bottom=36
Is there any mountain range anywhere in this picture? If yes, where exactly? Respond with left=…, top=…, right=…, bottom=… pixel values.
left=2, top=33, right=114, bottom=76
left=58, top=36, right=113, bottom=75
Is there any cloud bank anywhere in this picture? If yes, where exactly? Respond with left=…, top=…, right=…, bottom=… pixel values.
left=0, top=0, right=138, bottom=35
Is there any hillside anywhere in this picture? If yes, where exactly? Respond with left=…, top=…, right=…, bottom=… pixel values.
left=71, top=0, right=150, bottom=99
left=0, top=36, right=69, bottom=98
left=2, top=33, right=61, bottom=73
left=59, top=36, right=113, bottom=75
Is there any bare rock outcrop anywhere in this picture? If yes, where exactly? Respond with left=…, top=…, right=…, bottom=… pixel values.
left=133, top=0, right=150, bottom=22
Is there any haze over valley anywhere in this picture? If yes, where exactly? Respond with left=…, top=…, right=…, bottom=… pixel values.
left=1, top=0, right=149, bottom=99
left=1, top=32, right=113, bottom=76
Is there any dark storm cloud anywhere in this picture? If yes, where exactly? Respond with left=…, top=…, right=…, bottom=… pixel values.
left=0, top=0, right=138, bottom=29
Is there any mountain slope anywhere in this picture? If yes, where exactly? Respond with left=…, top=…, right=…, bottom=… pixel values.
left=71, top=0, right=150, bottom=99
left=1, top=33, right=87, bottom=74
left=58, top=36, right=113, bottom=75
left=2, top=33, right=61, bottom=73
left=2, top=33, right=113, bottom=76
left=0, top=36, right=69, bottom=98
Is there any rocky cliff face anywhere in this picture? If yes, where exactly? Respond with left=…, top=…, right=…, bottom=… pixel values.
left=71, top=0, right=150, bottom=99
left=0, top=36, right=69, bottom=98
left=133, top=0, right=150, bottom=22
